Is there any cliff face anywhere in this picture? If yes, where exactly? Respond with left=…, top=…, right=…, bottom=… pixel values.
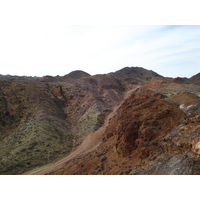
left=0, top=67, right=200, bottom=175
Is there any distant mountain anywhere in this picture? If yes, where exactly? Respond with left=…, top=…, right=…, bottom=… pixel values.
left=41, top=70, right=91, bottom=82
left=68, top=70, right=91, bottom=79
left=110, top=67, right=162, bottom=84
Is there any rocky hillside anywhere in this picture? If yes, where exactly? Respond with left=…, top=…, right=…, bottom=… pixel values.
left=49, top=78, right=200, bottom=175
left=188, top=72, right=200, bottom=85
left=0, top=79, right=73, bottom=174
left=0, top=67, right=199, bottom=175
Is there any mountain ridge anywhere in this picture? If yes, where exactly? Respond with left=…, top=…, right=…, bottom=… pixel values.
left=0, top=66, right=200, bottom=175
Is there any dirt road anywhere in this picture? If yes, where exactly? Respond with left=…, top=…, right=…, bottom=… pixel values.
left=30, top=86, right=139, bottom=175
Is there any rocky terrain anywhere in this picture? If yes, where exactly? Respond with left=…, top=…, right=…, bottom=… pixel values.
left=0, top=67, right=199, bottom=175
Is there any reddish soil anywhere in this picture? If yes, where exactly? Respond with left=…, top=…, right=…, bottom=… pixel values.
left=34, top=86, right=140, bottom=175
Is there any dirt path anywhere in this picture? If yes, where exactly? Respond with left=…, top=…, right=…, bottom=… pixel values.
left=31, top=86, right=139, bottom=175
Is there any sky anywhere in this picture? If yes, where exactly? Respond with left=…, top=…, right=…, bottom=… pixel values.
left=0, top=1, right=199, bottom=198
left=0, top=1, right=200, bottom=78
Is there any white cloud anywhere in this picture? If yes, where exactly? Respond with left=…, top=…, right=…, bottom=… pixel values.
left=0, top=1, right=199, bottom=77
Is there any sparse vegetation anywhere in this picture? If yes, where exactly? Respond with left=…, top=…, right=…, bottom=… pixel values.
left=0, top=67, right=200, bottom=175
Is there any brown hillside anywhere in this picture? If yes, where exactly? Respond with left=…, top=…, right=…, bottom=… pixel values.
left=1, top=67, right=200, bottom=175
left=189, top=72, right=200, bottom=85
left=39, top=86, right=199, bottom=175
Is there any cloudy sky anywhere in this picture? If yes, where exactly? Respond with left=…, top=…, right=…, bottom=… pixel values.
left=0, top=1, right=199, bottom=78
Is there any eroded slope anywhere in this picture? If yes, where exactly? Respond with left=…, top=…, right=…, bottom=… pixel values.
left=47, top=78, right=200, bottom=175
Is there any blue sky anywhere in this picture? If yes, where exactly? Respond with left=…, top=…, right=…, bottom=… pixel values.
left=0, top=1, right=199, bottom=78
